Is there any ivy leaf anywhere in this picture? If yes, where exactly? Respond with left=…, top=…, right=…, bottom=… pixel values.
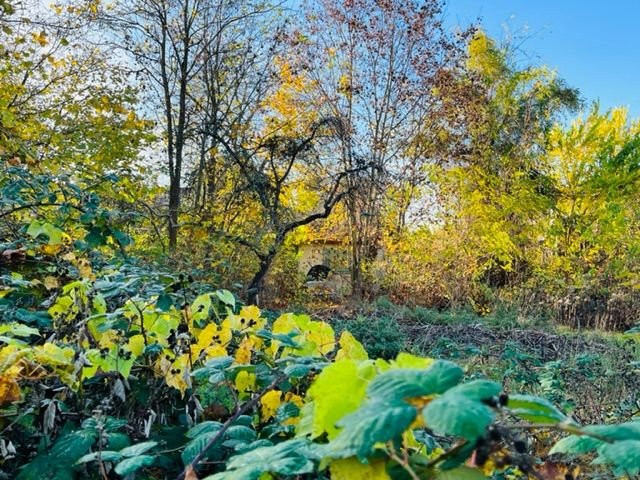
left=423, top=395, right=494, bottom=442
left=114, top=455, right=155, bottom=475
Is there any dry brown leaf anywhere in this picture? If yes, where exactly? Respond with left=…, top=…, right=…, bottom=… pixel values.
left=0, top=375, right=21, bottom=406
left=184, top=465, right=199, bottom=480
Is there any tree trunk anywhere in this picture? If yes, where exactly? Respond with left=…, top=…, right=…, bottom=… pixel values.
left=168, top=180, right=180, bottom=250
left=246, top=253, right=276, bottom=306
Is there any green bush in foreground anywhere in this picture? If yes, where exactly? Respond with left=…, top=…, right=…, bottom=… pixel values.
left=1, top=273, right=639, bottom=479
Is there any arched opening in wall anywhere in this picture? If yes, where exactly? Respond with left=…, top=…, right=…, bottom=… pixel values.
left=306, top=264, right=331, bottom=281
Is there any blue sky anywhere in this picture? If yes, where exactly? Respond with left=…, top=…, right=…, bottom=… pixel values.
left=446, top=1, right=640, bottom=119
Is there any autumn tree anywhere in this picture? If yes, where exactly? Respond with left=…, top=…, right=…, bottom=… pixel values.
left=0, top=0, right=150, bottom=196
left=89, top=0, right=278, bottom=251
left=430, top=32, right=580, bottom=293
left=289, top=0, right=471, bottom=296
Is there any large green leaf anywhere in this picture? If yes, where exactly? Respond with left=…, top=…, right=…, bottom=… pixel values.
left=204, top=438, right=316, bottom=480
left=50, top=430, right=97, bottom=461
left=328, top=400, right=417, bottom=459
left=75, top=451, right=122, bottom=464
left=550, top=421, right=640, bottom=456
left=445, top=380, right=502, bottom=401
left=366, top=360, right=463, bottom=401
left=594, top=440, right=640, bottom=475
left=119, top=441, right=157, bottom=457
left=186, top=421, right=224, bottom=439
left=506, top=394, right=567, bottom=424
left=550, top=435, right=603, bottom=455
left=114, top=455, right=155, bottom=475
left=423, top=395, right=494, bottom=442
left=182, top=431, right=221, bottom=466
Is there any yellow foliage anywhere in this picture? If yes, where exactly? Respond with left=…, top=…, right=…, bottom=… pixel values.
left=260, top=390, right=282, bottom=421
left=0, top=375, right=21, bottom=406
left=127, top=334, right=146, bottom=357
left=335, top=331, right=369, bottom=361
left=329, top=458, right=390, bottom=480
left=234, top=370, right=256, bottom=395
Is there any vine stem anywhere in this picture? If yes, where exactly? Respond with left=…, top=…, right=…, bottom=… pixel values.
left=174, top=374, right=286, bottom=480
left=386, top=442, right=420, bottom=480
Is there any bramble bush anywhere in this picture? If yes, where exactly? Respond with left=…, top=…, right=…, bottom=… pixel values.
left=1, top=166, right=639, bottom=480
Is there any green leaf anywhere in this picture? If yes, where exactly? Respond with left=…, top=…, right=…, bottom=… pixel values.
left=328, top=400, right=417, bottom=458
left=215, top=289, right=236, bottom=308
left=186, top=421, right=224, bottom=439
left=119, top=441, right=157, bottom=457
left=0, top=323, right=40, bottom=337
left=182, top=431, right=220, bottom=466
left=225, top=425, right=256, bottom=442
left=423, top=395, right=494, bottom=442
left=445, top=380, right=502, bottom=401
left=156, top=293, right=173, bottom=312
left=594, top=440, right=640, bottom=475
left=27, top=220, right=63, bottom=245
left=106, top=432, right=131, bottom=451
left=204, top=438, right=315, bottom=480
left=550, top=435, right=603, bottom=455
left=366, top=360, right=464, bottom=402
left=506, top=394, right=567, bottom=424
left=114, top=455, right=155, bottom=475
left=84, top=227, right=105, bottom=247
left=50, top=429, right=97, bottom=461
left=76, top=451, right=122, bottom=464
left=191, top=293, right=212, bottom=322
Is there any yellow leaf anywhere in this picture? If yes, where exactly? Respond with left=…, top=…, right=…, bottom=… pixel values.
left=234, top=371, right=256, bottom=395
left=43, top=276, right=59, bottom=290
left=203, top=344, right=227, bottom=360
left=33, top=343, right=74, bottom=366
left=165, top=354, right=191, bottom=396
left=234, top=337, right=253, bottom=364
left=127, top=334, right=145, bottom=357
left=0, top=375, right=21, bottom=406
left=335, top=331, right=368, bottom=361
left=42, top=244, right=62, bottom=256
left=306, top=321, right=335, bottom=356
left=228, top=306, right=266, bottom=332
left=284, top=392, right=304, bottom=408
left=329, top=457, right=390, bottom=480
left=260, top=390, right=282, bottom=421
